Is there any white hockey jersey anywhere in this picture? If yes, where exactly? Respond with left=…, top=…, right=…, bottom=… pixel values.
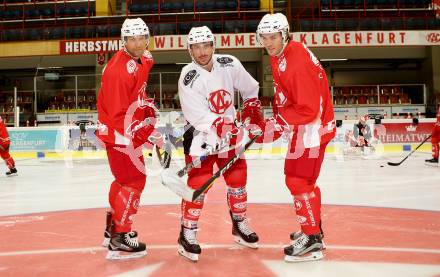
left=178, top=54, right=259, bottom=156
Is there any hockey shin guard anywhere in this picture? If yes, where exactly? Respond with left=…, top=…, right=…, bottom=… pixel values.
left=111, top=185, right=141, bottom=233
left=286, top=177, right=322, bottom=235
left=433, top=143, right=439, bottom=159
left=227, top=186, right=247, bottom=221
left=5, top=157, right=15, bottom=169
left=181, top=193, right=205, bottom=229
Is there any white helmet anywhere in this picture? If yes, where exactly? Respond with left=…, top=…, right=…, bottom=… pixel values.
left=187, top=26, right=215, bottom=46
left=121, top=18, right=150, bottom=45
left=187, top=26, right=216, bottom=68
left=256, top=13, right=290, bottom=43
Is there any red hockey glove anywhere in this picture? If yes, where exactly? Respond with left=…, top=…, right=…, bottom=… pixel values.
left=257, top=114, right=290, bottom=143
left=242, top=98, right=265, bottom=140
left=212, top=117, right=242, bottom=146
left=127, top=119, right=164, bottom=148
left=242, top=98, right=264, bottom=125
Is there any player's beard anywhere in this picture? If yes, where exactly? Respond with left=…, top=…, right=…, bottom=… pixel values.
left=195, top=53, right=213, bottom=71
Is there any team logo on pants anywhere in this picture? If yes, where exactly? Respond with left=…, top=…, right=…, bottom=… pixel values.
left=188, top=208, right=201, bottom=217
left=208, top=89, right=232, bottom=114
left=297, top=215, right=307, bottom=224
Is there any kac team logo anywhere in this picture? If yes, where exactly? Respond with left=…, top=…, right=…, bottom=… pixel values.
left=208, top=89, right=232, bottom=114
left=126, top=59, right=137, bottom=74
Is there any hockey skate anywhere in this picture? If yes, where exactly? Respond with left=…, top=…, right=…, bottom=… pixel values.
left=290, top=222, right=326, bottom=249
left=106, top=232, right=147, bottom=260
left=177, top=226, right=201, bottom=262
left=290, top=231, right=326, bottom=250
left=5, top=167, right=17, bottom=177
left=284, top=233, right=324, bottom=263
left=230, top=211, right=259, bottom=249
left=425, top=158, right=439, bottom=167
left=102, top=211, right=138, bottom=247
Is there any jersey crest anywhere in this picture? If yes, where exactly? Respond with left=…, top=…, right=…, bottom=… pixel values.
left=126, top=59, right=137, bottom=74
left=208, top=89, right=232, bottom=114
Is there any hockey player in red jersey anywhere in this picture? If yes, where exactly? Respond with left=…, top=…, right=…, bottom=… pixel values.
left=256, top=13, right=336, bottom=262
left=176, top=26, right=261, bottom=262
left=0, top=116, right=17, bottom=176
left=96, top=18, right=163, bottom=260
left=426, top=103, right=440, bottom=165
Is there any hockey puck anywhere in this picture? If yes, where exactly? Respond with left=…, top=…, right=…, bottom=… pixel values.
left=380, top=165, right=384, bottom=167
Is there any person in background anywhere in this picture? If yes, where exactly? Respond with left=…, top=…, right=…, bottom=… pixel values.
left=0, top=116, right=17, bottom=177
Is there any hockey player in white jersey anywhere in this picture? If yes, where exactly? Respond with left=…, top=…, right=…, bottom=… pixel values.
left=176, top=26, right=263, bottom=262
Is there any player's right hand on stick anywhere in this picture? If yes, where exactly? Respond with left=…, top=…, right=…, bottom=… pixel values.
left=127, top=118, right=164, bottom=148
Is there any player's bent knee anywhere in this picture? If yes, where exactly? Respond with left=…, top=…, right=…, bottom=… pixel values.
left=223, top=159, right=247, bottom=187
left=123, top=177, right=146, bottom=192
left=285, top=175, right=315, bottom=196
left=224, top=169, right=247, bottom=188
left=187, top=172, right=213, bottom=190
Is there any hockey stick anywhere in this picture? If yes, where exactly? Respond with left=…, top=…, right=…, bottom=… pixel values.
left=191, top=132, right=261, bottom=201
left=176, top=118, right=250, bottom=177
left=387, top=134, right=432, bottom=166
left=154, top=134, right=172, bottom=169
left=176, top=132, right=233, bottom=177
left=160, top=132, right=236, bottom=201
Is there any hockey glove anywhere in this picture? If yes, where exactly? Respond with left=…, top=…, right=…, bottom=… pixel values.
left=212, top=117, right=242, bottom=146
left=242, top=98, right=264, bottom=125
left=257, top=114, right=290, bottom=143
left=242, top=98, right=265, bottom=140
left=127, top=118, right=164, bottom=148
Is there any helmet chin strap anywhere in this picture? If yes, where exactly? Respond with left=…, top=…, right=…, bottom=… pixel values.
left=274, top=33, right=289, bottom=57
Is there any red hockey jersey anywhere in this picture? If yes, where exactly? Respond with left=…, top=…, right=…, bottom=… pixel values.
left=97, top=49, right=154, bottom=145
left=269, top=41, right=336, bottom=148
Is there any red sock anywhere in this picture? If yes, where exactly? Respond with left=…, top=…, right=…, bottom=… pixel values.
left=5, top=156, right=15, bottom=169
left=433, top=143, right=439, bottom=159
left=181, top=194, right=205, bottom=229
left=286, top=176, right=321, bottom=235
left=227, top=186, right=247, bottom=220
left=111, top=186, right=141, bottom=233
left=293, top=187, right=321, bottom=235
left=108, top=181, right=121, bottom=211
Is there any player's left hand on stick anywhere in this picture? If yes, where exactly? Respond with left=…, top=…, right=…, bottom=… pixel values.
left=212, top=117, right=243, bottom=146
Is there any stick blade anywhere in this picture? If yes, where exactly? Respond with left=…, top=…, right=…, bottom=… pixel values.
left=387, top=162, right=401, bottom=166
left=161, top=168, right=194, bottom=201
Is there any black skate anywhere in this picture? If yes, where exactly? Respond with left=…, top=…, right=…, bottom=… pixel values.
left=284, top=233, right=324, bottom=262
left=230, top=211, right=259, bottom=249
left=178, top=226, right=201, bottom=262
left=6, top=167, right=17, bottom=177
left=106, top=232, right=146, bottom=260
left=290, top=221, right=326, bottom=249
left=102, top=211, right=137, bottom=247
left=425, top=158, right=439, bottom=166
